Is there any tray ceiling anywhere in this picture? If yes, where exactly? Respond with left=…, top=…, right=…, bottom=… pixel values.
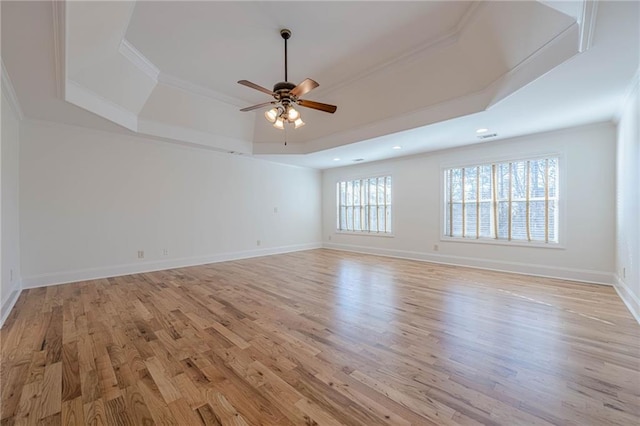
left=2, top=1, right=638, bottom=168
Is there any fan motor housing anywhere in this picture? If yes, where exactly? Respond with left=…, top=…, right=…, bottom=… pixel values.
left=273, top=81, right=296, bottom=92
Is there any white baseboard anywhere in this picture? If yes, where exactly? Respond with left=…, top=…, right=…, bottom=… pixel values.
left=21, top=242, right=322, bottom=289
left=1, top=281, right=22, bottom=328
left=613, top=275, right=640, bottom=324
left=323, top=242, right=614, bottom=286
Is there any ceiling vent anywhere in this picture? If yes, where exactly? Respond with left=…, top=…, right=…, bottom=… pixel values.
left=477, top=133, right=498, bottom=139
left=352, top=158, right=365, bottom=162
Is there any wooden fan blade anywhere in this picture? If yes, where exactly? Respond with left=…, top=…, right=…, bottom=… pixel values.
left=238, top=80, right=274, bottom=96
left=290, top=78, right=319, bottom=98
left=298, top=99, right=337, bottom=113
left=240, top=101, right=276, bottom=112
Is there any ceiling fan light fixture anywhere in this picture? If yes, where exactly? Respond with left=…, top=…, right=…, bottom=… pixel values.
left=294, top=117, right=305, bottom=129
left=264, top=108, right=279, bottom=123
left=273, top=117, right=285, bottom=129
left=238, top=28, right=336, bottom=135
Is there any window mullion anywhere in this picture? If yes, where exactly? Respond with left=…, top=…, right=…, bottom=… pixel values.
left=526, top=160, right=531, bottom=242
left=382, top=177, right=387, bottom=233
left=476, top=166, right=480, bottom=239
left=461, top=168, right=466, bottom=238
left=449, top=169, right=453, bottom=237
left=508, top=162, right=513, bottom=241
left=492, top=164, right=498, bottom=239
left=545, top=159, right=549, bottom=243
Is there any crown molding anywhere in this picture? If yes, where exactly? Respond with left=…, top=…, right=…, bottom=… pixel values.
left=1, top=59, right=24, bottom=120
left=578, top=0, right=598, bottom=52
left=486, top=21, right=579, bottom=108
left=157, top=73, right=246, bottom=107
left=315, top=29, right=460, bottom=99
left=65, top=79, right=138, bottom=131
left=137, top=118, right=252, bottom=154
left=455, top=0, right=484, bottom=33
left=313, top=3, right=484, bottom=98
left=118, top=39, right=245, bottom=107
left=52, top=0, right=66, bottom=98
left=613, top=67, right=640, bottom=123
left=119, top=38, right=160, bottom=82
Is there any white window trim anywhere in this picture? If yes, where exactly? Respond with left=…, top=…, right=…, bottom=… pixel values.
left=439, top=153, right=566, bottom=248
left=335, top=173, right=394, bottom=236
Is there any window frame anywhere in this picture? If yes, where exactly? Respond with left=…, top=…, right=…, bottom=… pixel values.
left=439, top=153, right=566, bottom=249
left=335, top=173, right=394, bottom=237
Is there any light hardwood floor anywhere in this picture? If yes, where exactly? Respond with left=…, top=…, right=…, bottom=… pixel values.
left=1, top=249, right=639, bottom=425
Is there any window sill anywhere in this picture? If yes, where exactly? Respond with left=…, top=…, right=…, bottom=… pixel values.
left=336, top=231, right=395, bottom=238
left=440, top=236, right=564, bottom=249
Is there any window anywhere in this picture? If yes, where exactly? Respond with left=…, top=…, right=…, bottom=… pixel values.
left=337, top=176, right=392, bottom=233
left=444, top=157, right=559, bottom=243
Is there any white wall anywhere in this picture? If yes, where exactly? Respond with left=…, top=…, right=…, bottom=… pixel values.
left=19, top=121, right=322, bottom=287
left=615, top=72, right=640, bottom=322
left=1, top=88, right=22, bottom=324
left=323, top=123, right=616, bottom=284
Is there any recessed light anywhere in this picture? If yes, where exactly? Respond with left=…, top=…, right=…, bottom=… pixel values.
left=476, top=128, right=489, bottom=133
left=392, top=145, right=402, bottom=150
left=333, top=158, right=340, bottom=161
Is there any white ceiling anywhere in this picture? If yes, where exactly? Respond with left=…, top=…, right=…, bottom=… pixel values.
left=1, top=1, right=639, bottom=169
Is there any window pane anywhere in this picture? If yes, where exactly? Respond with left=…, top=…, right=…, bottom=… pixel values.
left=548, top=158, right=558, bottom=198
left=512, top=161, right=527, bottom=201
left=529, top=200, right=546, bottom=241
left=354, top=206, right=361, bottom=231
left=497, top=163, right=510, bottom=200
left=549, top=200, right=558, bottom=242
left=451, top=169, right=462, bottom=201
left=377, top=178, right=385, bottom=205
left=465, top=202, right=477, bottom=238
left=480, top=165, right=492, bottom=200
left=370, top=206, right=377, bottom=232
left=386, top=177, right=392, bottom=204
left=377, top=206, right=385, bottom=232
left=479, top=202, right=492, bottom=237
left=497, top=201, right=509, bottom=239
left=464, top=167, right=477, bottom=202
left=346, top=207, right=353, bottom=231
left=511, top=201, right=527, bottom=240
left=452, top=203, right=462, bottom=237
left=386, top=207, right=392, bottom=233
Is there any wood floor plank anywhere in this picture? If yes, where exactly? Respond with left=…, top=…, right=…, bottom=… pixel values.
left=61, top=397, right=85, bottom=426
left=2, top=249, right=639, bottom=425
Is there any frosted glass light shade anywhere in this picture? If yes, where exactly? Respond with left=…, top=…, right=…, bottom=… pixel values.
left=287, top=107, right=300, bottom=121
left=264, top=108, right=278, bottom=123
left=273, top=117, right=285, bottom=129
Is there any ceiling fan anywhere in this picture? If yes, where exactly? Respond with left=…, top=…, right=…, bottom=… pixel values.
left=238, top=29, right=337, bottom=130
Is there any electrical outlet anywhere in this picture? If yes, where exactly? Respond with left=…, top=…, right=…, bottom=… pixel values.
left=138, top=250, right=144, bottom=259
left=257, top=240, right=261, bottom=246
left=162, top=248, right=168, bottom=256
left=433, top=244, right=439, bottom=251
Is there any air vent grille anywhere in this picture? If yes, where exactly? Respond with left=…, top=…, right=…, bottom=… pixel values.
left=477, top=133, right=498, bottom=140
